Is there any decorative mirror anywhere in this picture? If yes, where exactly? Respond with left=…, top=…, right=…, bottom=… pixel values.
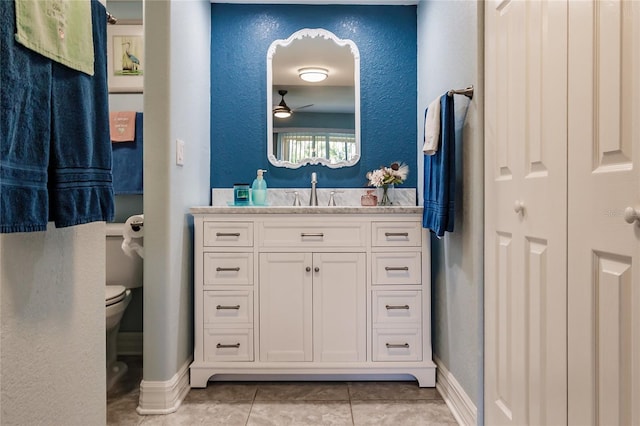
left=267, top=28, right=360, bottom=169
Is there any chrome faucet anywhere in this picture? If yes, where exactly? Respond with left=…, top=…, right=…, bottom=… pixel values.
left=309, top=172, right=318, bottom=206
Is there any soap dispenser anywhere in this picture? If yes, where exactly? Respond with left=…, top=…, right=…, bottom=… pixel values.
left=251, top=169, right=268, bottom=205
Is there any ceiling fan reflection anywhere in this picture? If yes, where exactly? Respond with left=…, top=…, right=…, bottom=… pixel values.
left=273, top=90, right=313, bottom=118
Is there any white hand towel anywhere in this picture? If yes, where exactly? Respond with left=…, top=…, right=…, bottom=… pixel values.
left=122, top=214, right=144, bottom=259
left=422, top=96, right=441, bottom=155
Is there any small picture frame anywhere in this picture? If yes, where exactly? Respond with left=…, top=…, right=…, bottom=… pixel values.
left=106, top=24, right=144, bottom=93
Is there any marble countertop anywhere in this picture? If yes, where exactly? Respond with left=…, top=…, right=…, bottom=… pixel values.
left=190, top=205, right=423, bottom=215
left=197, top=187, right=421, bottom=215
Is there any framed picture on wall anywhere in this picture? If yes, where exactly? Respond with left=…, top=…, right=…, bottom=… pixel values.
left=106, top=24, right=144, bottom=93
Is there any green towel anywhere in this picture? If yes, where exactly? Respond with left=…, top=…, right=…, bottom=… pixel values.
left=15, top=0, right=94, bottom=75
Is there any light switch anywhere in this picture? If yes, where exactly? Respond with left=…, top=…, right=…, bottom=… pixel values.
left=176, top=139, right=185, bottom=166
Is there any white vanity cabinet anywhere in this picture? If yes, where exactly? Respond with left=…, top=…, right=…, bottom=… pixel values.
left=189, top=208, right=436, bottom=388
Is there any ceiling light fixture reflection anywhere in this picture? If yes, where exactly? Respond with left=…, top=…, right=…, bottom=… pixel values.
left=298, top=67, right=328, bottom=83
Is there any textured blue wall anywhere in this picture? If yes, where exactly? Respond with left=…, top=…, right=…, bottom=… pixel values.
left=211, top=4, right=417, bottom=189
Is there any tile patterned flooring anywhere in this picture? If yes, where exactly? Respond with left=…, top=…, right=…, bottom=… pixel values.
left=107, top=357, right=459, bottom=425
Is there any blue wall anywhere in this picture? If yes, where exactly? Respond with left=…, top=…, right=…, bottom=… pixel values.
left=210, top=4, right=417, bottom=189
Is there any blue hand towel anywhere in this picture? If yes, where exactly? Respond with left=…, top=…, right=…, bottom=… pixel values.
left=112, top=112, right=144, bottom=194
left=0, top=0, right=52, bottom=233
left=48, top=0, right=114, bottom=227
left=422, top=94, right=455, bottom=237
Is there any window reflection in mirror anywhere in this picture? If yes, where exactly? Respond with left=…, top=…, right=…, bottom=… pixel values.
left=267, top=28, right=360, bottom=169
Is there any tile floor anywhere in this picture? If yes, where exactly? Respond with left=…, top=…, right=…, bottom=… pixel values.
left=107, top=357, right=459, bottom=425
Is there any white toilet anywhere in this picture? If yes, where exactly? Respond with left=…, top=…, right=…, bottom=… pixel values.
left=106, top=222, right=143, bottom=391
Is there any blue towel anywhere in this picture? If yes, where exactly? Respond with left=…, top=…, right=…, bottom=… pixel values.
left=0, top=0, right=52, bottom=233
left=48, top=0, right=114, bottom=228
left=112, top=113, right=144, bottom=194
left=422, top=94, right=455, bottom=237
left=1, top=0, right=114, bottom=233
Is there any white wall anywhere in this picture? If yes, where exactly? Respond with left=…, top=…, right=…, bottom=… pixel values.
left=417, top=0, right=484, bottom=422
left=142, top=0, right=210, bottom=390
left=0, top=223, right=106, bottom=425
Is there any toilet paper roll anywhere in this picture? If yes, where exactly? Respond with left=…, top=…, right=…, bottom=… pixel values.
left=122, top=214, right=144, bottom=259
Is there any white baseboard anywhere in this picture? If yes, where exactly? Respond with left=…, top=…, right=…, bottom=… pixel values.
left=137, top=357, right=192, bottom=415
left=434, top=356, right=477, bottom=426
left=117, top=332, right=143, bottom=356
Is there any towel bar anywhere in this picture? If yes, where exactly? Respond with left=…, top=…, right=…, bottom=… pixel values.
left=106, top=11, right=117, bottom=25
left=447, top=85, right=474, bottom=99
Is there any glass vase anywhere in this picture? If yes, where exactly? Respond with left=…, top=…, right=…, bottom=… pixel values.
left=379, top=184, right=393, bottom=206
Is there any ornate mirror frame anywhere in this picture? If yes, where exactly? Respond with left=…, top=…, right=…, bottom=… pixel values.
left=266, top=28, right=361, bottom=169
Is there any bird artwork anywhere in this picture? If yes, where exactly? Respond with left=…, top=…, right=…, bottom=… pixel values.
left=120, top=41, right=141, bottom=74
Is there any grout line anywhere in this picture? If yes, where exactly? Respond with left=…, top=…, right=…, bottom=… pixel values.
left=244, top=384, right=258, bottom=426
left=348, top=383, right=356, bottom=425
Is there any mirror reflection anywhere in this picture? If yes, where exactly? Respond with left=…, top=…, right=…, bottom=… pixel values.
left=267, top=28, right=360, bottom=168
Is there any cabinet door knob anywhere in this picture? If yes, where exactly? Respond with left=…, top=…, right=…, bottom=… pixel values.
left=314, top=267, right=320, bottom=272
left=624, top=206, right=640, bottom=225
left=306, top=266, right=311, bottom=272
left=514, top=200, right=525, bottom=214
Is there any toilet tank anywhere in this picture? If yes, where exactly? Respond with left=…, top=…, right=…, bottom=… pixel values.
left=106, top=223, right=143, bottom=289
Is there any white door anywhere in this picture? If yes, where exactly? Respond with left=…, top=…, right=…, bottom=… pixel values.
left=259, top=252, right=313, bottom=362
left=568, top=1, right=640, bottom=425
left=485, top=0, right=568, bottom=424
left=312, top=252, right=366, bottom=362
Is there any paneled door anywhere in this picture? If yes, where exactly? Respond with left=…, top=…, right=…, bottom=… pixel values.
left=485, top=0, right=568, bottom=424
left=568, top=1, right=640, bottom=424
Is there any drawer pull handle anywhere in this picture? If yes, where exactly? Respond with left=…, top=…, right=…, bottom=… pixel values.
left=216, top=232, right=241, bottom=237
left=385, top=266, right=409, bottom=271
left=216, top=343, right=241, bottom=348
left=216, top=267, right=240, bottom=272
left=386, top=343, right=410, bottom=349
left=216, top=305, right=240, bottom=310
left=385, top=304, right=410, bottom=310
left=301, top=232, right=324, bottom=238
left=385, top=232, right=409, bottom=237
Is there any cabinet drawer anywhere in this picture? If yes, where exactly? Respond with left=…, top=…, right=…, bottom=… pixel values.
left=203, top=328, right=254, bottom=362
left=373, top=291, right=422, bottom=325
left=204, top=291, right=253, bottom=325
left=260, top=222, right=365, bottom=248
left=372, top=328, right=422, bottom=361
left=203, top=222, right=253, bottom=247
left=372, top=252, right=421, bottom=285
left=372, top=222, right=421, bottom=247
left=203, top=252, right=253, bottom=286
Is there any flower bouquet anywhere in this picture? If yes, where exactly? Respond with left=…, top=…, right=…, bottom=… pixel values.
left=366, top=162, right=409, bottom=205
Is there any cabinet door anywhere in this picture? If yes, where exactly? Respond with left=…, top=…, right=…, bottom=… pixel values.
left=313, top=252, right=366, bottom=362
left=259, top=252, right=312, bottom=362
